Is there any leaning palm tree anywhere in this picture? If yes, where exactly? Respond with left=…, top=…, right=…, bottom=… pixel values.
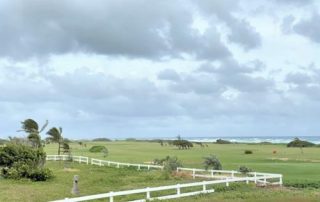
left=46, top=127, right=63, bottom=155
left=19, top=119, right=48, bottom=148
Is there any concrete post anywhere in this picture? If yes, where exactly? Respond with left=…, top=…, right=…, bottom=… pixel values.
left=71, top=175, right=79, bottom=195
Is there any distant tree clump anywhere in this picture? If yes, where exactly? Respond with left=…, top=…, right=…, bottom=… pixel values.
left=172, top=140, right=193, bottom=149
left=92, top=138, right=112, bottom=142
left=216, top=139, right=232, bottom=144
left=287, top=138, right=315, bottom=148
left=203, top=155, right=222, bottom=170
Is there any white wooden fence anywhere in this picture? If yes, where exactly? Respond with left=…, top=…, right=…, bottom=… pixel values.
left=90, top=158, right=163, bottom=170
left=47, top=155, right=283, bottom=202
left=176, top=167, right=283, bottom=186
left=46, top=155, right=89, bottom=165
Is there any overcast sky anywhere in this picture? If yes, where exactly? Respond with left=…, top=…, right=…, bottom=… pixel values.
left=1, top=0, right=320, bottom=139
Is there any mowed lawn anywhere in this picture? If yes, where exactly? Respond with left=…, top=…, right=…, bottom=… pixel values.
left=45, top=141, right=320, bottom=183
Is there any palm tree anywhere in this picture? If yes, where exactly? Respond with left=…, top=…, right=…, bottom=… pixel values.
left=46, top=127, right=63, bottom=155
left=19, top=119, right=48, bottom=148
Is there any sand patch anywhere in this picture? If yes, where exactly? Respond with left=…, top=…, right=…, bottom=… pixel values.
left=63, top=168, right=80, bottom=172
left=268, top=157, right=320, bottom=163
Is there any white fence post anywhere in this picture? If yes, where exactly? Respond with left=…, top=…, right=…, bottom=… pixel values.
left=203, top=182, right=206, bottom=192
left=231, top=171, right=235, bottom=178
left=226, top=179, right=229, bottom=187
left=246, top=177, right=249, bottom=184
left=177, top=184, right=181, bottom=196
left=211, top=170, right=214, bottom=177
left=109, top=191, right=114, bottom=202
left=279, top=175, right=283, bottom=186
left=264, top=175, right=267, bottom=185
left=192, top=169, right=195, bottom=179
left=146, top=187, right=151, bottom=199
left=254, top=172, right=257, bottom=184
left=148, top=165, right=150, bottom=170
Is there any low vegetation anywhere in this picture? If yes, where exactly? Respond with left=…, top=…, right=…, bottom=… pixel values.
left=203, top=155, right=222, bottom=170
left=244, top=150, right=253, bottom=154
left=287, top=138, right=315, bottom=148
left=89, top=145, right=108, bottom=153
left=216, top=139, right=232, bottom=144
left=0, top=143, right=52, bottom=181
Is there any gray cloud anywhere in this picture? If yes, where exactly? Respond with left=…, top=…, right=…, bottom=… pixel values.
left=293, top=12, right=320, bottom=43
left=0, top=0, right=232, bottom=60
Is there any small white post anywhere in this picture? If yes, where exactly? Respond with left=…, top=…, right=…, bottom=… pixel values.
left=203, top=182, right=206, bottom=192
left=254, top=172, right=257, bottom=184
left=109, top=191, right=114, bottom=202
left=211, top=170, right=214, bottom=177
left=246, top=177, right=249, bottom=184
left=108, top=161, right=110, bottom=166
left=146, top=187, right=151, bottom=199
left=192, top=169, right=195, bottom=179
left=231, top=171, right=235, bottom=178
left=99, top=160, right=102, bottom=166
left=177, top=184, right=181, bottom=196
left=264, top=175, right=267, bottom=185
left=138, top=165, right=141, bottom=170
left=148, top=165, right=150, bottom=170
left=86, top=157, right=89, bottom=165
left=117, top=163, right=120, bottom=168
left=226, top=179, right=229, bottom=187
left=279, top=175, right=283, bottom=186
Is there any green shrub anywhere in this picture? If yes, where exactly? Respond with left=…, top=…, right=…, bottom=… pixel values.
left=216, top=139, right=231, bottom=144
left=238, top=166, right=252, bottom=174
left=28, top=168, right=53, bottom=181
left=244, top=150, right=253, bottom=154
left=287, top=138, right=315, bottom=148
left=0, top=143, right=52, bottom=181
left=203, top=155, right=222, bottom=170
left=153, top=156, right=182, bottom=173
left=89, top=145, right=107, bottom=153
left=284, top=181, right=320, bottom=189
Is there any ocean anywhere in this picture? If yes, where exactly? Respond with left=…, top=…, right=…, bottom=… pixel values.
left=185, top=136, right=320, bottom=144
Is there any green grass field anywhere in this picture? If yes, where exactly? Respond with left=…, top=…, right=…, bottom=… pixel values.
left=45, top=141, right=320, bottom=183
left=1, top=141, right=319, bottom=201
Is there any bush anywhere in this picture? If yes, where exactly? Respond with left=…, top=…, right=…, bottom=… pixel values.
left=28, top=168, right=53, bottom=181
left=153, top=156, right=182, bottom=173
left=89, top=145, right=107, bottom=153
left=238, top=166, right=252, bottom=174
left=244, top=150, right=253, bottom=154
left=203, top=155, right=222, bottom=170
left=0, top=143, right=52, bottom=181
left=287, top=138, right=315, bottom=148
left=216, top=139, right=231, bottom=144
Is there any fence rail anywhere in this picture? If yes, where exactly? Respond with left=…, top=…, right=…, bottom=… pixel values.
left=47, top=155, right=282, bottom=202
left=46, top=155, right=89, bottom=165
